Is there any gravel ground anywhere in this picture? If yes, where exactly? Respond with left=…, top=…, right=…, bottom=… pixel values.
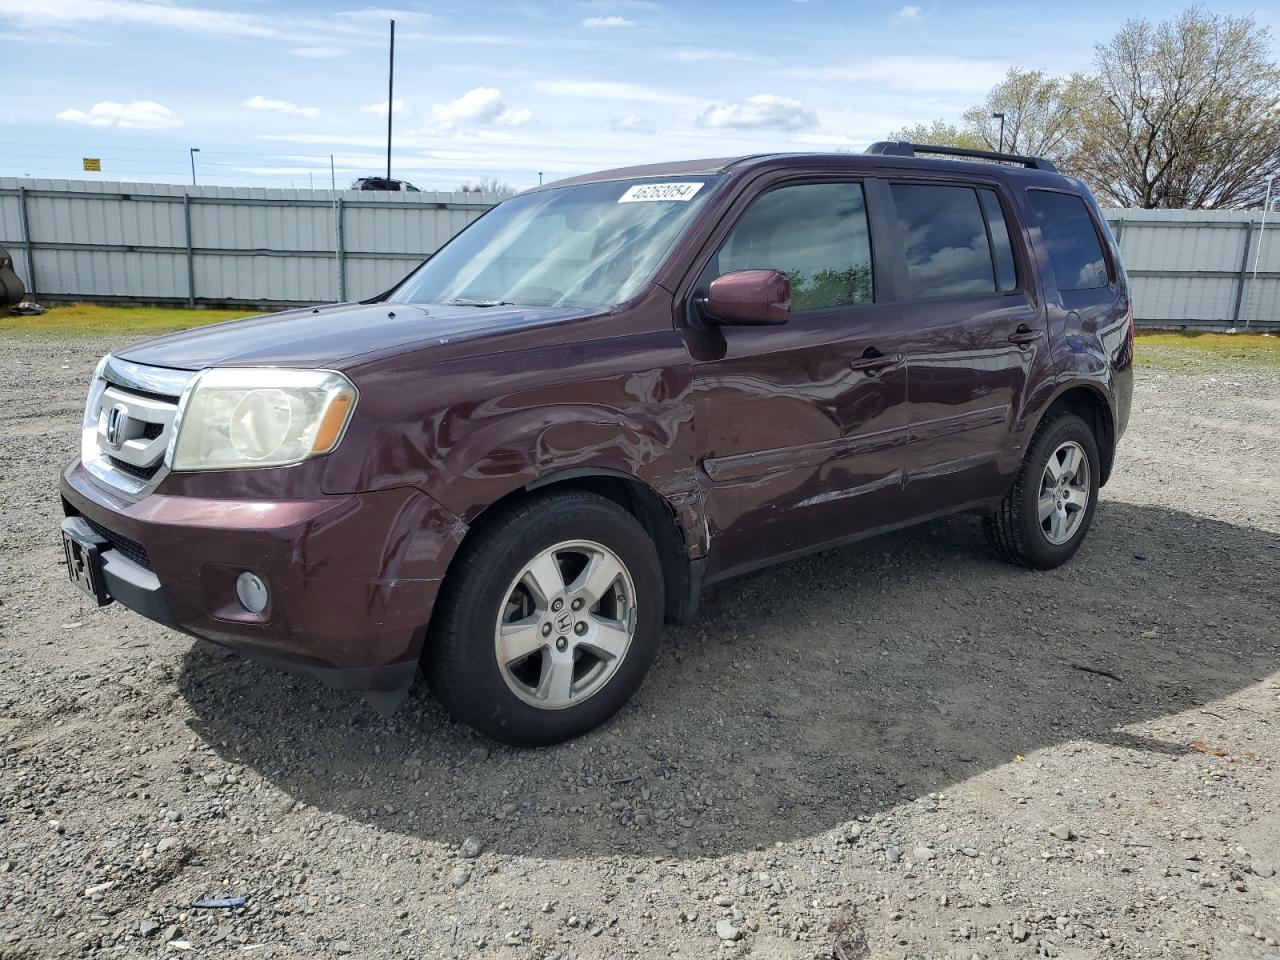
left=1, top=335, right=1278, bottom=960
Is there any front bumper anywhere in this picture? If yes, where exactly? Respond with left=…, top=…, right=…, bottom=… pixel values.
left=60, top=458, right=466, bottom=694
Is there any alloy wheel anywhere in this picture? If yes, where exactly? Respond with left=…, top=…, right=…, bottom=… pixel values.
left=1038, top=440, right=1090, bottom=545
left=494, top=540, right=637, bottom=710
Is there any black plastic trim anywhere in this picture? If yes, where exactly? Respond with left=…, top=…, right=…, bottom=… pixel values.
left=865, top=140, right=1058, bottom=172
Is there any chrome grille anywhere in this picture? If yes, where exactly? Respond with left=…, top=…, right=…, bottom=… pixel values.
left=81, top=356, right=195, bottom=497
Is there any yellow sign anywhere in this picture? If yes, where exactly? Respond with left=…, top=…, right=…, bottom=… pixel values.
left=83, top=157, right=101, bottom=172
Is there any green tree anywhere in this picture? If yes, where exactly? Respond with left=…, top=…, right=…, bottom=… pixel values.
left=885, top=120, right=984, bottom=151
left=961, top=68, right=1096, bottom=162
left=888, top=68, right=1092, bottom=172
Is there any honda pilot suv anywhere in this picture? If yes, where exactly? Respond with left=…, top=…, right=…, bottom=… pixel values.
left=60, top=143, right=1133, bottom=746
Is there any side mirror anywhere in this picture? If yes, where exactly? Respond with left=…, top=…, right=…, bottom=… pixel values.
left=704, top=269, right=791, bottom=325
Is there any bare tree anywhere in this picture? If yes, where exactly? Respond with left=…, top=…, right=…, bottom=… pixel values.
left=459, top=176, right=518, bottom=198
left=1079, top=7, right=1280, bottom=208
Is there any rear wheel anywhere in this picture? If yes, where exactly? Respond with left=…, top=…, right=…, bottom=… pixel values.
left=428, top=490, right=663, bottom=746
left=985, top=412, right=1100, bottom=569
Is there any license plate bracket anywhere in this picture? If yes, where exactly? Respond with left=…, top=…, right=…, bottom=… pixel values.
left=62, top=518, right=113, bottom=607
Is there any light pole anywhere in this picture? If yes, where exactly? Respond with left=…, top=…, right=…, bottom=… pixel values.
left=992, top=112, right=1006, bottom=154
left=189, top=147, right=200, bottom=186
left=1246, top=174, right=1276, bottom=332
left=386, top=19, right=395, bottom=182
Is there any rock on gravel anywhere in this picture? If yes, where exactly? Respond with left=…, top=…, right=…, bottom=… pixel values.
left=716, top=918, right=742, bottom=941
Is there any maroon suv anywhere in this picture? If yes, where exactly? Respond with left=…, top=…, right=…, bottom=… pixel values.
left=61, top=143, right=1133, bottom=746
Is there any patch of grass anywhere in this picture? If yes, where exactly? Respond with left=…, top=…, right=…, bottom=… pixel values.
left=0, top=303, right=259, bottom=337
left=1136, top=331, right=1280, bottom=370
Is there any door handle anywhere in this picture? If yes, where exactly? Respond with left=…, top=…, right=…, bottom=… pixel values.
left=849, top=351, right=901, bottom=375
left=1008, top=325, right=1043, bottom=348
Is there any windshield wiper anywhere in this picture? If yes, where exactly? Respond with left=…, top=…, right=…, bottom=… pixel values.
left=441, top=297, right=512, bottom=307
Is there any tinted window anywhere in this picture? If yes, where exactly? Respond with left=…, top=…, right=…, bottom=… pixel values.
left=1028, top=190, right=1109, bottom=291
left=709, top=182, right=872, bottom=310
left=393, top=176, right=719, bottom=309
left=891, top=184, right=996, bottom=298
left=979, top=189, right=1017, bottom=292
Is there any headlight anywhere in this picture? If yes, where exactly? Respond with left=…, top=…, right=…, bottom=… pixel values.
left=170, top=368, right=357, bottom=471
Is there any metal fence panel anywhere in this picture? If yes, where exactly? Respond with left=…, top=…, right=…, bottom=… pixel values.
left=4, top=177, right=1280, bottom=328
left=1106, top=208, right=1280, bottom=328
left=0, top=178, right=498, bottom=308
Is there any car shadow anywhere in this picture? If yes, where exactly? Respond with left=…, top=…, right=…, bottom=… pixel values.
left=178, top=500, right=1280, bottom=859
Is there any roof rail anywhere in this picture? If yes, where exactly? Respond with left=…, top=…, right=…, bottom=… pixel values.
left=864, top=140, right=1058, bottom=173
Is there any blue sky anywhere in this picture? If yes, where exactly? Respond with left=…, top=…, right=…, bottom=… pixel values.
left=0, top=0, right=1274, bottom=190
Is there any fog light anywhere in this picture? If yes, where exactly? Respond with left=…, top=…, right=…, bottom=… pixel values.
left=235, top=572, right=269, bottom=614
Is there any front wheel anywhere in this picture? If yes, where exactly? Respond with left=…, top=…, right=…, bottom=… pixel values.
left=427, top=490, right=663, bottom=746
left=985, top=412, right=1101, bottom=569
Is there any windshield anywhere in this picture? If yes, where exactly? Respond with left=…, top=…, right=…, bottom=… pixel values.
left=390, top=176, right=721, bottom=310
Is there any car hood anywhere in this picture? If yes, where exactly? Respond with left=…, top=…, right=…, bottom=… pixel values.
left=114, top=301, right=597, bottom=370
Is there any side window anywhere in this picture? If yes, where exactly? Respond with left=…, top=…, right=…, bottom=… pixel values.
left=1027, top=190, right=1109, bottom=291
left=705, top=182, right=872, bottom=311
left=979, top=189, right=1017, bottom=292
left=890, top=183, right=997, bottom=298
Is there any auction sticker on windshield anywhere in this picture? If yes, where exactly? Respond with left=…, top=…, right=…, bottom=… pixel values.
left=617, top=182, right=705, bottom=203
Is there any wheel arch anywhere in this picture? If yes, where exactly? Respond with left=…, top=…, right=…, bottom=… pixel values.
left=453, top=467, right=700, bottom=626
left=1039, top=382, right=1117, bottom=485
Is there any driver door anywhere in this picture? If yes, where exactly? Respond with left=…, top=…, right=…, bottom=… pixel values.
left=686, top=178, right=911, bottom=581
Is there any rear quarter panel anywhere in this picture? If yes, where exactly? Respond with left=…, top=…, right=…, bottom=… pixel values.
left=1012, top=178, right=1133, bottom=445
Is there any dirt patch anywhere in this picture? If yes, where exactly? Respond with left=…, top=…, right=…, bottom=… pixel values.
left=2, top=338, right=1278, bottom=959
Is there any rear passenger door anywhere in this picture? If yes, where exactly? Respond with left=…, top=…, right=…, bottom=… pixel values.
left=887, top=180, right=1050, bottom=511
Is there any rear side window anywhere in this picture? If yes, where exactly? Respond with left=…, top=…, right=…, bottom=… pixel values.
left=709, top=182, right=873, bottom=310
left=979, top=189, right=1017, bottom=292
left=1028, top=190, right=1109, bottom=291
left=890, top=183, right=998, bottom=298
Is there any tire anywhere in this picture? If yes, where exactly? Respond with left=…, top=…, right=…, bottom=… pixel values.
left=985, top=412, right=1101, bottom=570
left=427, top=489, right=664, bottom=747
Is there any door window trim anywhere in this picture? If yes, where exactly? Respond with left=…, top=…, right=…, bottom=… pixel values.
left=883, top=179, right=1031, bottom=304
left=680, top=174, right=884, bottom=325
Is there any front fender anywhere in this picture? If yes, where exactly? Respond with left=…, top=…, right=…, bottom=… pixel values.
left=325, top=328, right=697, bottom=521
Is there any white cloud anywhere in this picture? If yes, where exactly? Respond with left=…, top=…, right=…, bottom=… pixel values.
left=780, top=55, right=1006, bottom=94
left=334, top=6, right=432, bottom=22
left=0, top=27, right=107, bottom=45
left=581, top=15, right=635, bottom=28
left=243, top=95, right=320, bottom=119
left=697, top=94, right=816, bottom=131
left=666, top=46, right=758, bottom=63
left=0, top=0, right=276, bottom=37
left=431, top=88, right=532, bottom=127
left=57, top=100, right=181, bottom=129
left=361, top=98, right=408, bottom=117
left=610, top=113, right=654, bottom=133
left=892, top=5, right=922, bottom=24
left=291, top=45, right=343, bottom=58
left=534, top=79, right=695, bottom=105
left=792, top=132, right=860, bottom=147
